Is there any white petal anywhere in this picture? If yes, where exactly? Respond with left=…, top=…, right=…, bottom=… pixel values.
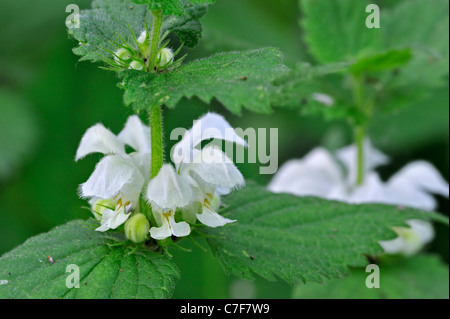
left=172, top=112, right=247, bottom=165
left=117, top=115, right=151, bottom=154
left=129, top=152, right=151, bottom=182
left=185, top=147, right=245, bottom=189
left=337, top=139, right=389, bottom=185
left=407, top=219, right=435, bottom=244
left=384, top=185, right=438, bottom=211
left=95, top=207, right=130, bottom=232
left=149, top=216, right=172, bottom=240
left=379, top=237, right=407, bottom=255
left=146, top=164, right=192, bottom=210
left=379, top=220, right=434, bottom=256
left=268, top=148, right=343, bottom=197
left=75, top=124, right=124, bottom=161
left=388, top=161, right=449, bottom=198
left=118, top=173, right=146, bottom=209
left=168, top=215, right=191, bottom=237
left=181, top=171, right=214, bottom=203
left=149, top=211, right=191, bottom=239
left=346, top=173, right=389, bottom=204
left=197, top=205, right=236, bottom=228
left=80, top=155, right=142, bottom=201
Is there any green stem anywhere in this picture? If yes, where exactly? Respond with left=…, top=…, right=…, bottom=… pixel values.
left=355, top=125, right=365, bottom=186
left=150, top=104, right=164, bottom=178
left=352, top=74, right=366, bottom=186
left=148, top=9, right=163, bottom=72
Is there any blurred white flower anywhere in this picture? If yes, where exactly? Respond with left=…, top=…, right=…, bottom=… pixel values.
left=269, top=140, right=449, bottom=256
left=76, top=116, right=151, bottom=232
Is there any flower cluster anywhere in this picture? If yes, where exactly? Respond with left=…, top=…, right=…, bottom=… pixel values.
left=76, top=113, right=246, bottom=242
left=269, top=140, right=449, bottom=256
left=104, top=29, right=183, bottom=73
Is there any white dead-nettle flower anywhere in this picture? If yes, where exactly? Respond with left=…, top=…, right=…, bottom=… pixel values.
left=76, top=116, right=151, bottom=232
left=269, top=140, right=449, bottom=256
left=146, top=113, right=246, bottom=240
left=146, top=164, right=192, bottom=240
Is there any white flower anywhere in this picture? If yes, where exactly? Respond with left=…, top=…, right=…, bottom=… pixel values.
left=378, top=220, right=435, bottom=256
left=76, top=115, right=151, bottom=232
left=269, top=140, right=449, bottom=256
left=146, top=164, right=192, bottom=240
left=181, top=147, right=245, bottom=228
left=145, top=113, right=246, bottom=240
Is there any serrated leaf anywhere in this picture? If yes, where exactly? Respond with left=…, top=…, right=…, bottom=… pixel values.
left=204, top=182, right=448, bottom=284
left=69, top=0, right=209, bottom=64
left=120, top=48, right=289, bottom=114
left=132, top=0, right=214, bottom=16
left=293, top=254, right=449, bottom=299
left=0, top=220, right=179, bottom=299
left=300, top=0, right=383, bottom=64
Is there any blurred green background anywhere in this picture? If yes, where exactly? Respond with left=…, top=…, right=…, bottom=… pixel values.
left=0, top=0, right=448, bottom=298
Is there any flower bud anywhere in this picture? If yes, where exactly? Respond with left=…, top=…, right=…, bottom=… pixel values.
left=125, top=213, right=150, bottom=243
left=157, top=48, right=174, bottom=68
left=129, top=60, right=144, bottom=71
left=114, top=48, right=132, bottom=63
left=137, top=30, right=150, bottom=57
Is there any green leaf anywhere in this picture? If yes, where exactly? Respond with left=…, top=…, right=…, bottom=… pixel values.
left=205, top=182, right=448, bottom=284
left=293, top=254, right=449, bottom=299
left=298, top=0, right=449, bottom=120
left=132, top=0, right=214, bottom=16
left=271, top=61, right=351, bottom=111
left=350, top=49, right=412, bottom=75
left=300, top=0, right=383, bottom=64
left=120, top=48, right=289, bottom=114
left=69, top=0, right=209, bottom=64
left=0, top=220, right=179, bottom=299
left=383, top=0, right=449, bottom=89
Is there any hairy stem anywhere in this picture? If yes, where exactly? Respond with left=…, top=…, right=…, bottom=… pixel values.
left=149, top=104, right=164, bottom=178
left=148, top=9, right=163, bottom=72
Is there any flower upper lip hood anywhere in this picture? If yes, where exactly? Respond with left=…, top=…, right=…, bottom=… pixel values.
left=172, top=112, right=247, bottom=170
left=75, top=115, right=151, bottom=231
